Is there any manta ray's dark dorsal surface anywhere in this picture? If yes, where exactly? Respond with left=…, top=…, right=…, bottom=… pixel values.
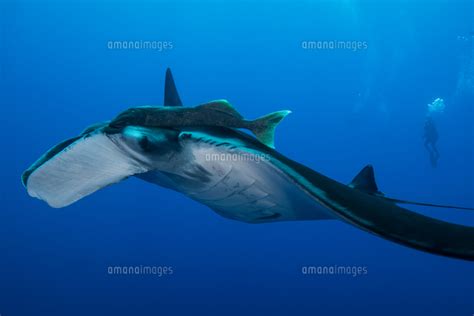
left=22, top=68, right=474, bottom=261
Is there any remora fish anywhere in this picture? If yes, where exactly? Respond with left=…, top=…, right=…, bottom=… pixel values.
left=22, top=68, right=474, bottom=261
left=108, top=70, right=291, bottom=149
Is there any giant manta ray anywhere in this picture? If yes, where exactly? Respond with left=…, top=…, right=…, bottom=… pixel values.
left=22, top=69, right=474, bottom=261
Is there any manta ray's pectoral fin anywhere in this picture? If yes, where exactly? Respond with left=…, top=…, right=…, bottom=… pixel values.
left=164, top=68, right=183, bottom=107
left=348, top=164, right=384, bottom=196
left=22, top=129, right=151, bottom=208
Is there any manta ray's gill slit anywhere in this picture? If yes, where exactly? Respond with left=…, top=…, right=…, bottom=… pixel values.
left=188, top=166, right=236, bottom=200
left=199, top=180, right=270, bottom=206
left=197, top=177, right=254, bottom=202
left=198, top=137, right=234, bottom=149
left=179, top=130, right=248, bottom=150
left=214, top=142, right=231, bottom=147
left=182, top=170, right=212, bottom=183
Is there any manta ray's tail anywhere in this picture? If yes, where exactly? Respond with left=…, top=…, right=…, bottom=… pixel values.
left=339, top=165, right=474, bottom=260
left=278, top=159, right=474, bottom=260
left=251, top=110, right=291, bottom=149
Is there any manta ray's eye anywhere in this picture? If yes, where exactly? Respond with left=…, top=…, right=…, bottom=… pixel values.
left=138, top=136, right=150, bottom=150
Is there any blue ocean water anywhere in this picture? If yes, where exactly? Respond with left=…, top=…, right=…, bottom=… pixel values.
left=1, top=0, right=473, bottom=315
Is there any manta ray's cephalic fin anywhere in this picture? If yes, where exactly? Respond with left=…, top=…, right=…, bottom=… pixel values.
left=164, top=68, right=183, bottom=107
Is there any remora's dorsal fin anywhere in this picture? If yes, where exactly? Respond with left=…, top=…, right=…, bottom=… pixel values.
left=164, top=68, right=183, bottom=106
left=349, top=165, right=383, bottom=196
left=251, top=110, right=291, bottom=149
left=196, top=100, right=243, bottom=118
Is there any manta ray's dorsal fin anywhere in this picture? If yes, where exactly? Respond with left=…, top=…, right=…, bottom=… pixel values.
left=164, top=68, right=183, bottom=107
left=349, top=165, right=384, bottom=196
left=349, top=165, right=474, bottom=211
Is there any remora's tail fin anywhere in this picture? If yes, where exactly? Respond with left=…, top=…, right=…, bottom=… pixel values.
left=251, top=110, right=291, bottom=149
left=164, top=68, right=182, bottom=106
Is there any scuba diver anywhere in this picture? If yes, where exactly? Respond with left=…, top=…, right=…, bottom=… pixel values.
left=423, top=115, right=440, bottom=168
left=423, top=97, right=445, bottom=168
